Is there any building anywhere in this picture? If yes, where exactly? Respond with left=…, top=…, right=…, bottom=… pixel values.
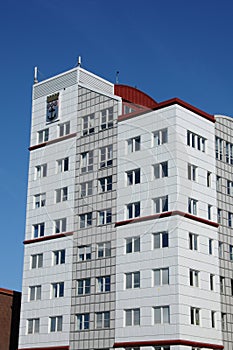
left=18, top=64, right=233, bottom=350
left=0, top=287, right=21, bottom=350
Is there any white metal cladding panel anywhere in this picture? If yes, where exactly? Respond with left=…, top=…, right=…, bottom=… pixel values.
left=79, top=69, right=114, bottom=95
left=33, top=69, right=77, bottom=99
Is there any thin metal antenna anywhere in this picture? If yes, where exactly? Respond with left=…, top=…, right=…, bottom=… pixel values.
left=77, top=56, right=82, bottom=67
left=34, top=66, right=38, bottom=84
left=116, top=71, right=119, bottom=84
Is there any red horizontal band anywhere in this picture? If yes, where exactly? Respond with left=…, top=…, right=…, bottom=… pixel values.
left=24, top=232, right=74, bottom=245
left=29, top=133, right=77, bottom=151
left=114, top=339, right=223, bottom=349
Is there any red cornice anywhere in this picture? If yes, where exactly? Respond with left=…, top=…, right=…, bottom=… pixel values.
left=113, top=339, right=223, bottom=349
left=24, top=232, right=74, bottom=245
left=29, top=133, right=77, bottom=151
left=0, top=287, right=14, bottom=296
left=18, top=347, right=69, bottom=350
left=115, top=211, right=219, bottom=228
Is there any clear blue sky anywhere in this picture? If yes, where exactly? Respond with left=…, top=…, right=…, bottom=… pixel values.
left=1, top=0, right=233, bottom=291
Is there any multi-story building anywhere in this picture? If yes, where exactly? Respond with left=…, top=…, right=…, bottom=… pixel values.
left=19, top=64, right=233, bottom=350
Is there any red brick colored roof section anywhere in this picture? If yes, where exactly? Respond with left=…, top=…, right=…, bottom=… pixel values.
left=114, top=84, right=158, bottom=109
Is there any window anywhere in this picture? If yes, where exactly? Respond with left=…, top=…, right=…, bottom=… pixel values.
left=81, top=150, right=94, bottom=173
left=226, top=142, right=233, bottom=164
left=207, top=171, right=211, bottom=187
left=27, top=318, right=39, bottom=334
left=55, top=187, right=68, bottom=203
left=189, top=269, right=199, bottom=287
left=100, top=107, right=113, bottom=130
left=81, top=181, right=93, bottom=197
left=219, top=241, right=223, bottom=258
left=215, top=137, right=223, bottom=160
left=100, top=145, right=113, bottom=168
left=230, top=245, right=233, bottom=260
left=210, top=274, right=214, bottom=291
left=97, top=242, right=111, bottom=258
left=29, top=285, right=41, bottom=301
left=53, top=250, right=65, bottom=265
left=51, top=282, right=64, bottom=298
left=31, top=254, right=43, bottom=269
left=98, top=209, right=112, bottom=225
left=221, top=313, right=226, bottom=331
left=188, top=198, right=197, bottom=215
left=125, top=308, right=140, bottom=326
left=187, top=130, right=206, bottom=152
left=209, top=239, right=213, bottom=255
left=59, top=121, right=70, bottom=137
left=127, top=202, right=140, bottom=219
left=216, top=176, right=221, bottom=191
left=96, top=311, right=110, bottom=328
left=125, top=272, right=140, bottom=289
left=99, top=176, right=112, bottom=192
left=211, top=311, right=216, bottom=328
left=125, top=236, right=140, bottom=253
left=76, top=313, right=90, bottom=330
left=54, top=218, right=67, bottom=234
left=127, top=136, right=141, bottom=153
left=228, top=212, right=233, bottom=227
left=154, top=306, right=170, bottom=324
left=35, top=164, right=47, bottom=179
left=153, top=195, right=168, bottom=213
left=34, top=193, right=46, bottom=208
left=82, top=114, right=94, bottom=136
left=126, top=168, right=140, bottom=185
left=153, top=161, right=168, bottom=179
left=80, top=212, right=92, bottom=228
left=153, top=232, right=169, bottom=249
left=188, top=163, right=197, bottom=181
left=77, top=278, right=91, bottom=295
left=97, top=276, right=111, bottom=292
left=190, top=307, right=200, bottom=325
left=38, top=129, right=49, bottom=143
left=78, top=245, right=91, bottom=261
left=50, top=316, right=63, bottom=332
left=57, top=157, right=69, bottom=172
left=227, top=180, right=233, bottom=195
left=220, top=276, right=225, bottom=294
left=153, top=128, right=168, bottom=146
left=189, top=233, right=198, bottom=251
left=208, top=205, right=212, bottom=220
left=217, top=209, right=222, bottom=224
left=33, top=223, right=45, bottom=238
left=154, top=268, right=169, bottom=286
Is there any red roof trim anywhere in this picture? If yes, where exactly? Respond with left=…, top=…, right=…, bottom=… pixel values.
left=29, top=133, right=77, bottom=151
left=113, top=339, right=223, bottom=349
left=114, top=84, right=158, bottom=109
left=24, top=232, right=74, bottom=245
left=0, top=287, right=14, bottom=296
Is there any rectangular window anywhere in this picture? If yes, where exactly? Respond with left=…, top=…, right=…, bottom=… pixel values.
left=33, top=223, right=45, bottom=238
left=54, top=218, right=66, bottom=234
left=82, top=114, right=94, bottom=136
left=207, top=171, right=211, bottom=187
left=211, top=311, right=216, bottom=328
left=98, top=209, right=112, bottom=225
left=57, top=157, right=69, bottom=172
left=153, top=128, right=168, bottom=146
left=81, top=151, right=94, bottom=173
left=208, top=205, right=212, bottom=220
left=188, top=163, right=197, bottom=181
left=96, top=311, right=110, bottom=329
left=219, top=241, right=223, bottom=258
left=97, top=276, right=111, bottom=293
left=153, top=232, right=169, bottom=249
left=215, top=137, right=223, bottom=160
left=59, top=121, right=70, bottom=137
left=153, top=195, right=168, bottom=213
left=188, top=198, right=198, bottom=215
left=97, top=242, right=111, bottom=258
left=125, top=236, right=140, bottom=253
left=31, top=254, right=43, bottom=269
left=125, top=308, right=140, bottom=326
left=53, top=250, right=65, bottom=265
left=221, top=313, right=226, bottom=331
left=29, top=285, right=41, bottom=301
left=35, top=164, right=47, bottom=179
left=55, top=187, right=68, bottom=203
left=27, top=318, right=39, bottom=334
left=209, top=239, right=213, bottom=255
left=38, top=129, right=49, bottom=143
left=51, top=282, right=64, bottom=298
left=154, top=268, right=169, bottom=286
left=127, top=136, right=141, bottom=153
left=77, top=278, right=91, bottom=295
left=220, top=276, right=225, bottom=294
left=228, top=212, right=233, bottom=227
left=80, top=212, right=92, bottom=228
left=190, top=307, right=200, bottom=325
left=226, top=142, right=233, bottom=164
left=125, top=272, right=140, bottom=289
left=126, top=168, right=141, bottom=185
left=34, top=193, right=46, bottom=208
left=189, top=269, right=199, bottom=287
left=100, top=107, right=113, bottom=130
left=78, top=246, right=91, bottom=261
left=127, top=202, right=140, bottom=219
left=187, top=130, right=206, bottom=152
left=99, top=176, right=112, bottom=192
left=100, top=145, right=113, bottom=168
left=230, top=245, right=233, bottom=261
left=216, top=176, right=221, bottom=192
left=217, top=209, right=222, bottom=224
left=227, top=180, right=233, bottom=195
left=81, top=181, right=93, bottom=197
left=189, top=233, right=198, bottom=251
left=50, top=316, right=63, bottom=332
left=210, top=274, right=214, bottom=291
left=76, top=313, right=90, bottom=330
left=154, top=306, right=170, bottom=324
left=153, top=161, right=168, bottom=179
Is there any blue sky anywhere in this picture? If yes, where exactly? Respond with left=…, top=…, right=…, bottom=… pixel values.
left=1, top=0, right=233, bottom=291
